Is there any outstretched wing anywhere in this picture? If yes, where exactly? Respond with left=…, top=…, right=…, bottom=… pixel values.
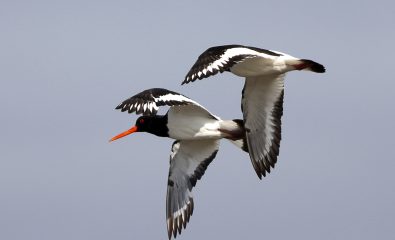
left=183, top=45, right=281, bottom=84
left=166, top=139, right=219, bottom=239
left=242, top=75, right=284, bottom=179
left=115, top=88, right=207, bottom=116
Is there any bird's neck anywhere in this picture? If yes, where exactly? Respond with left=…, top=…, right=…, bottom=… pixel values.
left=146, top=115, right=169, bottom=137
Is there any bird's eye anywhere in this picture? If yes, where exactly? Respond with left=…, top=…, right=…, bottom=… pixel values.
left=139, top=119, right=145, bottom=124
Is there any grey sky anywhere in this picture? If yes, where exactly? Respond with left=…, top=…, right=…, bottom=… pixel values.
left=1, top=0, right=394, bottom=239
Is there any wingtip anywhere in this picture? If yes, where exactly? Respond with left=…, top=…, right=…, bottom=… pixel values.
left=253, top=166, right=263, bottom=180
left=167, top=218, right=173, bottom=240
left=181, top=77, right=192, bottom=85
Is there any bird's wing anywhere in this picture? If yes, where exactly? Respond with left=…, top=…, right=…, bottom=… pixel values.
left=242, top=74, right=284, bottom=179
left=183, top=45, right=281, bottom=84
left=115, top=88, right=214, bottom=117
left=166, top=139, right=219, bottom=239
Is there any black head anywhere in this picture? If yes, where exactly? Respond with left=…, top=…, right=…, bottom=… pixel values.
left=109, top=115, right=168, bottom=142
left=134, top=116, right=155, bottom=133
left=135, top=115, right=169, bottom=137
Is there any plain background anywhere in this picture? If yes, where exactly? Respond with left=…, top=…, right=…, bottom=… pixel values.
left=1, top=0, right=394, bottom=239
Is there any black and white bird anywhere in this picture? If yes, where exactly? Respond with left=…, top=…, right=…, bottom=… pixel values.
left=109, top=88, right=248, bottom=239
left=183, top=44, right=326, bottom=179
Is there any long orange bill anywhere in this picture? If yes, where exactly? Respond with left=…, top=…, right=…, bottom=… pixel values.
left=109, top=126, right=138, bottom=142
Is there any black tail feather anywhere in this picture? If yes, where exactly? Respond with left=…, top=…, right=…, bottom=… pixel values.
left=300, top=59, right=326, bottom=73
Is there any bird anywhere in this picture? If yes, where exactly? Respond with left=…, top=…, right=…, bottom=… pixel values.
left=182, top=44, right=326, bottom=179
left=109, top=88, right=248, bottom=239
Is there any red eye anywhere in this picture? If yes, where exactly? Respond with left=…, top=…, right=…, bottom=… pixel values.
left=139, top=119, right=144, bottom=124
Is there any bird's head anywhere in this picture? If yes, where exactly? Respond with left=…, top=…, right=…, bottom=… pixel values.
left=109, top=116, right=153, bottom=142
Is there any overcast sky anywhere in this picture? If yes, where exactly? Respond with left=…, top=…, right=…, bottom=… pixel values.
left=1, top=0, right=394, bottom=239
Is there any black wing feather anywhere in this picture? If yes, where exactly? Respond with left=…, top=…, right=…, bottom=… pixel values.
left=182, top=45, right=281, bottom=84
left=115, top=88, right=193, bottom=116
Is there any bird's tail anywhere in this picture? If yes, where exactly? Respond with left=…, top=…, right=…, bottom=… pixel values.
left=296, top=59, right=326, bottom=73
left=227, top=119, right=248, bottom=153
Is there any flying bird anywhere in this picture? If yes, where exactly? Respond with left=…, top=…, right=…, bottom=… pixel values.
left=182, top=44, right=326, bottom=179
left=109, top=88, right=248, bottom=239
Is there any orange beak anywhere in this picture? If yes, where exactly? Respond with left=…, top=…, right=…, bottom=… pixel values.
left=109, top=126, right=138, bottom=142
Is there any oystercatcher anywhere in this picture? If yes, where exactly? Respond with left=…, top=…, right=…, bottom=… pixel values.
left=110, top=88, right=248, bottom=239
left=182, top=44, right=326, bottom=179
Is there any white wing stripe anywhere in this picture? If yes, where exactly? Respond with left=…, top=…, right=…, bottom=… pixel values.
left=155, top=93, right=192, bottom=103
left=206, top=47, right=278, bottom=73
left=116, top=88, right=217, bottom=117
